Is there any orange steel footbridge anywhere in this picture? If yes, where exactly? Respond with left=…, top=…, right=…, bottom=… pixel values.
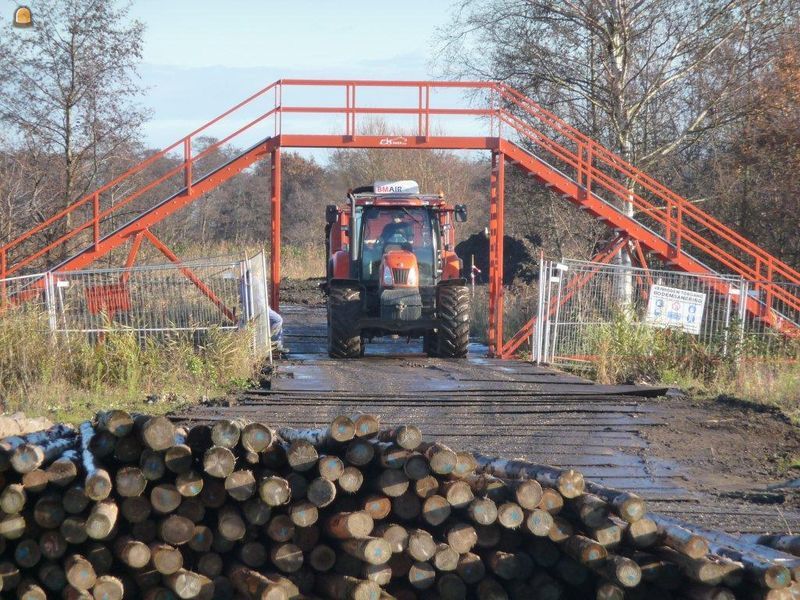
left=1, top=80, right=798, bottom=357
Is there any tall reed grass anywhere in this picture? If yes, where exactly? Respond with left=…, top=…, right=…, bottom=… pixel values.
left=0, top=306, right=261, bottom=422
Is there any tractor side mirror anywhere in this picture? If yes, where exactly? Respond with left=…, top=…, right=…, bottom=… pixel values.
left=454, top=204, right=468, bottom=223
left=326, top=204, right=338, bottom=225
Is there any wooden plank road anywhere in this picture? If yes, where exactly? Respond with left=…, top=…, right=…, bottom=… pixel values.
left=176, top=305, right=800, bottom=534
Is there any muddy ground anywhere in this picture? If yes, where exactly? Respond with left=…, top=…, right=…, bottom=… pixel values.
left=645, top=394, right=800, bottom=501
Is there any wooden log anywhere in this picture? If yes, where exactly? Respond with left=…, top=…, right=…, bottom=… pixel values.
left=164, top=569, right=211, bottom=599
left=345, top=439, right=375, bottom=467
left=165, top=443, right=193, bottom=474
left=316, top=573, right=382, bottom=600
left=289, top=500, right=319, bottom=528
left=203, top=446, right=236, bottom=479
left=437, top=572, right=468, bottom=599
left=453, top=451, right=478, bottom=478
left=362, top=562, right=392, bottom=586
left=217, top=505, right=246, bottom=541
left=595, top=554, right=643, bottom=588
left=309, top=545, right=337, bottom=572
left=376, top=425, right=422, bottom=451
left=414, top=474, right=440, bottom=499
left=447, top=522, right=478, bottom=554
left=440, top=479, right=474, bottom=509
left=497, top=501, right=525, bottom=529
left=475, top=523, right=502, bottom=549
left=0, top=560, right=21, bottom=592
left=589, top=517, right=624, bottom=549
left=197, top=553, right=224, bottom=578
left=113, top=536, right=150, bottom=569
left=150, top=483, right=182, bottom=514
left=15, top=538, right=42, bottom=568
left=456, top=552, right=486, bottom=584
left=625, top=516, right=660, bottom=549
left=259, top=476, right=292, bottom=506
left=159, top=515, right=195, bottom=546
left=270, top=542, right=304, bottom=573
left=561, top=534, right=608, bottom=567
left=419, top=442, right=457, bottom=475
left=682, top=582, right=737, bottom=600
left=339, top=466, right=365, bottom=494
left=211, top=419, right=245, bottom=449
left=37, top=561, right=66, bottom=592
left=84, top=542, right=113, bottom=575
left=139, top=449, right=166, bottom=481
left=34, top=493, right=65, bottom=529
left=22, top=469, right=49, bottom=493
left=325, top=511, right=374, bottom=540
left=285, top=440, right=319, bottom=472
left=120, top=495, right=151, bottom=524
left=538, top=487, right=565, bottom=515
left=0, top=483, right=26, bottom=513
left=373, top=522, right=409, bottom=554
left=96, top=410, right=134, bottom=438
left=474, top=454, right=585, bottom=499
left=0, top=511, right=26, bottom=539
left=242, top=497, right=272, bottom=525
left=406, top=528, right=437, bottom=562
left=16, top=579, right=47, bottom=600
left=421, top=494, right=451, bottom=527
left=91, top=575, right=124, bottom=600
left=266, top=514, right=295, bottom=542
left=307, top=476, right=337, bottom=508
left=318, top=455, right=345, bottom=481
left=342, top=537, right=393, bottom=565
left=228, top=564, right=289, bottom=600
left=241, top=422, right=275, bottom=453
left=403, top=453, right=430, bottom=480
left=392, top=490, right=421, bottom=521
left=85, top=499, right=118, bottom=540
left=175, top=470, right=204, bottom=498
left=115, top=466, right=147, bottom=498
left=548, top=516, right=574, bottom=544
left=525, top=508, right=554, bottom=537
left=292, top=525, right=320, bottom=552
left=78, top=422, right=112, bottom=501
left=64, top=555, right=96, bottom=591
left=468, top=496, right=498, bottom=526
left=150, top=542, right=184, bottom=575
left=224, top=470, right=256, bottom=501
left=188, top=524, right=214, bottom=553
left=113, top=433, right=142, bottom=463
left=39, top=530, right=67, bottom=560
left=363, top=494, right=392, bottom=520
left=377, top=468, right=409, bottom=498
left=45, top=451, right=78, bottom=487
left=354, top=414, right=380, bottom=438
left=136, top=415, right=176, bottom=452
left=408, top=561, right=436, bottom=590
left=433, top=543, right=460, bottom=572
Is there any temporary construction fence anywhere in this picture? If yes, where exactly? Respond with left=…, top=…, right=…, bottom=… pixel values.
left=531, top=258, right=800, bottom=367
left=0, top=251, right=273, bottom=362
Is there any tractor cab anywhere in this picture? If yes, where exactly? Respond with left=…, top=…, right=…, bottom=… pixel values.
left=325, top=181, right=471, bottom=358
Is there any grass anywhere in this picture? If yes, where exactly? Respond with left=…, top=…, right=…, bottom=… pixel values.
left=584, top=311, right=800, bottom=422
left=0, top=306, right=263, bottom=423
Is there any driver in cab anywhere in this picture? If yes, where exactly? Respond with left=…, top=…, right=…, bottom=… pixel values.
left=379, top=214, right=414, bottom=248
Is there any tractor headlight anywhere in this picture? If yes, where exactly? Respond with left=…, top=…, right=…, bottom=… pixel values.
left=382, top=265, right=394, bottom=287
left=407, top=266, right=418, bottom=286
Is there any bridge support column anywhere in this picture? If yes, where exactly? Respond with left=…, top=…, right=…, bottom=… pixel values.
left=270, top=148, right=282, bottom=310
left=488, top=150, right=506, bottom=358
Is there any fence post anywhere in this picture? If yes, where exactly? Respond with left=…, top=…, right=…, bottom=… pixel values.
left=44, top=272, right=57, bottom=334
left=549, top=264, right=566, bottom=363
left=262, top=250, right=273, bottom=365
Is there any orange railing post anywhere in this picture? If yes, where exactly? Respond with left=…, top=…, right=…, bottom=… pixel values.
left=92, top=192, right=100, bottom=250
left=184, top=137, right=193, bottom=194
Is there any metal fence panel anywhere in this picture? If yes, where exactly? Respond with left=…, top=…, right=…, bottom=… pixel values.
left=0, top=252, right=273, bottom=362
left=533, top=259, right=799, bottom=366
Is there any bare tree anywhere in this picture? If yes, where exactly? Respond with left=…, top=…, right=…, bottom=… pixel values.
left=437, top=0, right=794, bottom=289
left=0, top=0, right=147, bottom=257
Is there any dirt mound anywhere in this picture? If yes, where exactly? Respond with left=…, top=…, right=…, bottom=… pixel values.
left=455, top=232, right=541, bottom=284
left=280, top=277, right=326, bottom=306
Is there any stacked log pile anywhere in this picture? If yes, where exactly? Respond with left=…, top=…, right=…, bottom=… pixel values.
left=0, top=410, right=798, bottom=599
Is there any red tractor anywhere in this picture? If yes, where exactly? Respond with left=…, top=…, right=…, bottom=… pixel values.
left=325, top=181, right=470, bottom=358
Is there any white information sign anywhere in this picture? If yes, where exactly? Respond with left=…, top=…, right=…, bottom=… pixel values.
left=645, top=284, right=707, bottom=335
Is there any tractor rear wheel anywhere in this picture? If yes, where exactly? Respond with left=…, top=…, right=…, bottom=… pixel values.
left=436, top=285, right=470, bottom=358
left=328, top=286, right=362, bottom=358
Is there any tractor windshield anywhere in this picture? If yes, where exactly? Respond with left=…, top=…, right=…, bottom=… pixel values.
left=360, top=206, right=437, bottom=285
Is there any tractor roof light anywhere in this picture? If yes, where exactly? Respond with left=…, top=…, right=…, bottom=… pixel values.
left=13, top=6, right=33, bottom=28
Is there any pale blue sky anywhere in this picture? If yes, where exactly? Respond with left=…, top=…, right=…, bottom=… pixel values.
left=126, top=1, right=459, bottom=149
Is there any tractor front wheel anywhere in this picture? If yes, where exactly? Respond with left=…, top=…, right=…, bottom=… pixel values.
left=436, top=285, right=470, bottom=358
left=328, top=286, right=362, bottom=359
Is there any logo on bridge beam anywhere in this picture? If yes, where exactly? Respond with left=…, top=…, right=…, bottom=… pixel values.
left=379, top=136, right=408, bottom=146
